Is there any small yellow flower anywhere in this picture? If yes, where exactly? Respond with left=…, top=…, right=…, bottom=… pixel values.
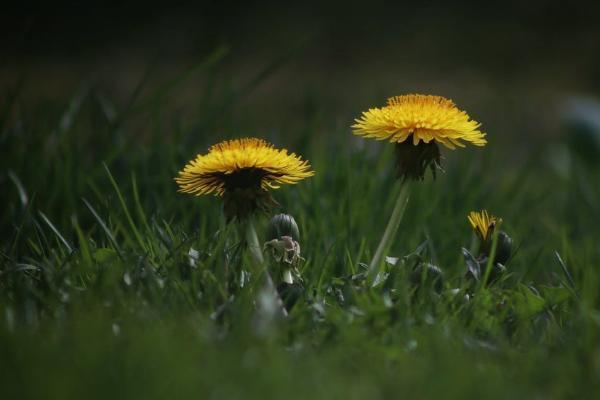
left=468, top=210, right=502, bottom=242
left=352, top=94, right=487, bottom=181
left=175, top=138, right=314, bottom=220
left=352, top=94, right=486, bottom=149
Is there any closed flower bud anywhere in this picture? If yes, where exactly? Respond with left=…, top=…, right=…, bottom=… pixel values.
left=267, top=213, right=300, bottom=241
left=493, top=231, right=512, bottom=265
left=481, top=230, right=512, bottom=265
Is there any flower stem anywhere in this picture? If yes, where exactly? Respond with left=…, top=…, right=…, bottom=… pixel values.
left=244, top=218, right=265, bottom=265
left=244, top=219, right=288, bottom=318
left=368, top=182, right=411, bottom=285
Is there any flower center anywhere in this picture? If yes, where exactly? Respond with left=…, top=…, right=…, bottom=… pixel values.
left=221, top=168, right=268, bottom=191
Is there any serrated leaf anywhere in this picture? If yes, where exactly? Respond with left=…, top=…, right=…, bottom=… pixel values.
left=538, top=285, right=572, bottom=306
left=512, top=284, right=546, bottom=318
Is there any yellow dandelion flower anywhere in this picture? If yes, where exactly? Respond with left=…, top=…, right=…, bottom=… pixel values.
left=175, top=138, right=314, bottom=220
left=352, top=94, right=486, bottom=149
left=468, top=210, right=502, bottom=242
left=176, top=138, right=313, bottom=196
left=352, top=94, right=487, bottom=181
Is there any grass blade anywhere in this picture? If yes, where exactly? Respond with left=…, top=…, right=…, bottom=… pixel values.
left=38, top=211, right=73, bottom=254
left=131, top=172, right=152, bottom=235
left=103, top=163, right=147, bottom=252
left=7, top=170, right=28, bottom=207
left=82, top=197, right=123, bottom=259
left=554, top=251, right=576, bottom=291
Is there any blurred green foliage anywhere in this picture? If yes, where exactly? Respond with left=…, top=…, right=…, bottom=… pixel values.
left=2, top=48, right=600, bottom=399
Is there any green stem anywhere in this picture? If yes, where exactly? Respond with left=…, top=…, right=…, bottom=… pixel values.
left=368, top=182, right=411, bottom=285
left=245, top=219, right=265, bottom=265
left=244, top=219, right=288, bottom=318
left=479, top=230, right=499, bottom=289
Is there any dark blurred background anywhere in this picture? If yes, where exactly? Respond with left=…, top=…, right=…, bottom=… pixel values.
left=3, top=1, right=600, bottom=134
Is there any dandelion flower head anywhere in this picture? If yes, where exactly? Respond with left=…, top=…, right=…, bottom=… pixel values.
left=468, top=210, right=502, bottom=242
left=175, top=138, right=314, bottom=220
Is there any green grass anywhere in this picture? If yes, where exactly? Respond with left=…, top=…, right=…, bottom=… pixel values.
left=2, top=55, right=600, bottom=399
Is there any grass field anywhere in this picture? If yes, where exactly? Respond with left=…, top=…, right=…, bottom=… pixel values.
left=2, top=50, right=600, bottom=399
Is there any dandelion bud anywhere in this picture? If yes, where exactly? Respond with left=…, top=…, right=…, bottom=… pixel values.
left=267, top=213, right=300, bottom=241
left=481, top=230, right=512, bottom=264
left=493, top=231, right=512, bottom=265
left=263, top=234, right=304, bottom=286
